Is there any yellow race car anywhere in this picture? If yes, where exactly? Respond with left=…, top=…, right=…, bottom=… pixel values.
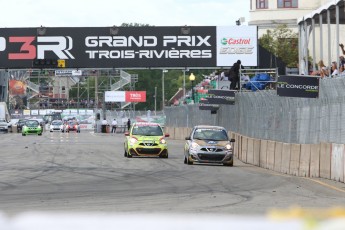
left=124, top=122, right=169, bottom=158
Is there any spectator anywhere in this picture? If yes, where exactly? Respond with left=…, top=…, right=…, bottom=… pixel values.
left=127, top=118, right=131, bottom=131
left=318, top=60, right=329, bottom=78
left=229, top=60, right=243, bottom=90
left=111, top=119, right=117, bottom=133
left=331, top=61, right=339, bottom=77
left=339, top=44, right=345, bottom=55
left=339, top=56, right=345, bottom=68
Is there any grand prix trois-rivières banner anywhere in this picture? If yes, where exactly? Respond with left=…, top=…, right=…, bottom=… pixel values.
left=0, top=26, right=257, bottom=69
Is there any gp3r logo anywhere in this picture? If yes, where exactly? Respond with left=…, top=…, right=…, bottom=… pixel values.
left=0, top=36, right=75, bottom=60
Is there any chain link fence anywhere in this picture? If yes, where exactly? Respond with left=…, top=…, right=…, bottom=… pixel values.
left=165, top=77, right=345, bottom=144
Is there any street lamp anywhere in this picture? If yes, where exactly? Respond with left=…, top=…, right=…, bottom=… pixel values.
left=162, top=69, right=168, bottom=110
left=189, top=73, right=195, bottom=103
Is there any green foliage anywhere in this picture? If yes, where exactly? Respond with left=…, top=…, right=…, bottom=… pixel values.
left=259, top=24, right=298, bottom=67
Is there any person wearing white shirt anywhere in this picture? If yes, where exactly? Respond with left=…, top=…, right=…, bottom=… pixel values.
left=111, top=119, right=118, bottom=133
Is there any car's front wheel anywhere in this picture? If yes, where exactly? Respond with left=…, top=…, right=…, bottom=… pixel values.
left=187, top=154, right=193, bottom=165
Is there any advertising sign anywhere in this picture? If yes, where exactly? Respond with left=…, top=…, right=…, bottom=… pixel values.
left=277, top=75, right=319, bottom=98
left=199, top=104, right=219, bottom=111
left=105, top=91, right=146, bottom=102
left=217, top=26, right=257, bottom=67
left=55, top=69, right=82, bottom=76
left=125, top=91, right=146, bottom=102
left=9, top=80, right=26, bottom=95
left=205, top=89, right=236, bottom=105
left=0, top=26, right=257, bottom=68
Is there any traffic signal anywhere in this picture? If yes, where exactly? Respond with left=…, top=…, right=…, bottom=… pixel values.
left=32, top=59, right=58, bottom=68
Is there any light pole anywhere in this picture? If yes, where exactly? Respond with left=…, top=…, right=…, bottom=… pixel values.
left=189, top=73, right=195, bottom=103
left=162, top=69, right=168, bottom=110
left=154, top=86, right=157, bottom=115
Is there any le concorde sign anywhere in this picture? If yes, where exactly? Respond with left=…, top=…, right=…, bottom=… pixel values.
left=276, top=75, right=319, bottom=98
left=0, top=26, right=257, bottom=68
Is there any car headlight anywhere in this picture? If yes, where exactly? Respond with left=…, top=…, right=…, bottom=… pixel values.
left=160, top=138, right=166, bottom=144
left=129, top=137, right=138, bottom=145
left=225, top=144, right=232, bottom=150
left=191, top=142, right=199, bottom=149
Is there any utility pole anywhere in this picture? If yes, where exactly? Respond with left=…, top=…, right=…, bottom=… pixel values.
left=154, top=86, right=157, bottom=115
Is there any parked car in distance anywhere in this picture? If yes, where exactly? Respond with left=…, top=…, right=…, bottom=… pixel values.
left=65, top=121, right=80, bottom=133
left=50, top=120, right=64, bottom=132
left=184, top=125, right=235, bottom=166
left=124, top=122, right=169, bottom=158
left=17, top=119, right=29, bottom=132
left=22, top=120, right=42, bottom=136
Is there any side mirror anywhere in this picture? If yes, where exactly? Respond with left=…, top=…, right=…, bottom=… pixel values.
left=230, top=138, right=235, bottom=142
left=124, top=132, right=130, bottom=136
left=165, top=133, right=170, bottom=137
left=185, top=137, right=191, bottom=140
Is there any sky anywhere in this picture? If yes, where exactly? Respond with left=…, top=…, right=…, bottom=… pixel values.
left=0, top=0, right=250, bottom=28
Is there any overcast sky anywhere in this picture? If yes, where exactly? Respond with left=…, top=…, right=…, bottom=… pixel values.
left=0, top=0, right=250, bottom=28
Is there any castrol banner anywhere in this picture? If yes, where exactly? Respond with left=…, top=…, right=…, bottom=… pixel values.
left=216, top=26, right=258, bottom=66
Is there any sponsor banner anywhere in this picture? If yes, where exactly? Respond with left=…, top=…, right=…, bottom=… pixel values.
left=0, top=26, right=257, bottom=68
left=205, top=89, right=236, bottom=105
left=277, top=75, right=319, bottom=98
left=125, top=91, right=146, bottom=102
left=217, top=26, right=258, bottom=67
left=199, top=104, right=219, bottom=111
left=105, top=91, right=146, bottom=102
left=9, top=80, right=26, bottom=95
left=55, top=69, right=82, bottom=76
left=105, top=91, right=125, bottom=102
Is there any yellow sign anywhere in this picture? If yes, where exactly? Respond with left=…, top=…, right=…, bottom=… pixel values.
left=57, top=60, right=65, bottom=68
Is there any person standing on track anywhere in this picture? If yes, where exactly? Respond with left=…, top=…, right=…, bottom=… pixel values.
left=111, top=118, right=118, bottom=133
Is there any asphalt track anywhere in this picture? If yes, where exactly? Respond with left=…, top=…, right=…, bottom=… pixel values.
left=0, top=131, right=344, bottom=215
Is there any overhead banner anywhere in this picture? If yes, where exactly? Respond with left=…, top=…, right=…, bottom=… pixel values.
left=277, top=75, right=319, bottom=98
left=206, top=89, right=236, bottom=105
left=0, top=26, right=257, bottom=68
left=105, top=91, right=146, bottom=102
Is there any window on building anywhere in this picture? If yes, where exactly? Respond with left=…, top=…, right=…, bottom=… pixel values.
left=256, top=0, right=268, bottom=9
left=277, top=0, right=298, bottom=8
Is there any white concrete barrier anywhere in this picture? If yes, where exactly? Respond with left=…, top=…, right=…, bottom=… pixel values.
left=289, top=144, right=301, bottom=176
left=260, top=140, right=268, bottom=168
left=253, top=139, right=260, bottom=166
left=246, top=138, right=254, bottom=165
left=299, top=144, right=311, bottom=177
left=274, top=142, right=283, bottom=172
left=281, top=143, right=291, bottom=174
left=310, top=144, right=320, bottom=178
left=331, top=143, right=344, bottom=182
left=266, top=141, right=275, bottom=170
left=320, top=142, right=331, bottom=179
left=241, top=136, right=248, bottom=163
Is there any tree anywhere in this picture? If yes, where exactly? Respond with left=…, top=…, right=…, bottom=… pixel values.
left=259, top=24, right=298, bottom=67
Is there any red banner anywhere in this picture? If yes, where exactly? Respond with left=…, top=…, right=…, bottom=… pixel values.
left=9, top=80, right=27, bottom=95
left=125, top=91, right=146, bottom=102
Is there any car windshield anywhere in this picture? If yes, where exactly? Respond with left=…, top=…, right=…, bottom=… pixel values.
left=193, top=128, right=228, bottom=141
left=132, top=125, right=163, bottom=136
left=25, top=120, right=39, bottom=127
left=52, top=121, right=62, bottom=125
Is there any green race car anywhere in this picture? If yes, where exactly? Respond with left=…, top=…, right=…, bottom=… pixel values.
left=22, top=120, right=43, bottom=136
left=124, top=122, right=169, bottom=158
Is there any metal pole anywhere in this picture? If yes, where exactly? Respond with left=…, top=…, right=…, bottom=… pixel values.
left=162, top=70, right=165, bottom=110
left=183, top=69, right=186, bottom=99
left=327, top=9, right=331, bottom=70
left=77, top=77, right=80, bottom=114
left=336, top=5, right=340, bottom=71
left=191, top=80, right=194, bottom=102
left=154, top=86, right=157, bottom=115
left=312, top=18, right=316, bottom=72
left=319, top=14, right=323, bottom=61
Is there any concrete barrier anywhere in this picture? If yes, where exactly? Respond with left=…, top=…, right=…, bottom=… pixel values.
left=260, top=140, right=268, bottom=168
left=281, top=143, right=291, bottom=174
left=266, top=140, right=275, bottom=170
left=274, top=142, right=283, bottom=172
left=253, top=139, right=260, bottom=166
left=289, top=144, right=301, bottom=176
left=299, top=144, right=311, bottom=177
left=247, top=138, right=254, bottom=165
left=320, top=142, right=331, bottom=179
left=331, top=143, right=344, bottom=182
left=241, top=136, right=248, bottom=163
left=310, top=144, right=320, bottom=178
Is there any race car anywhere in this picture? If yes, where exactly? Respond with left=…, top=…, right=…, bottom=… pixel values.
left=49, top=120, right=64, bottom=132
left=22, top=120, right=43, bottom=136
left=124, top=122, right=169, bottom=158
left=184, top=125, right=235, bottom=166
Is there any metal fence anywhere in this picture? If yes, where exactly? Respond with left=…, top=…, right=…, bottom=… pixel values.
left=165, top=77, right=345, bottom=144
